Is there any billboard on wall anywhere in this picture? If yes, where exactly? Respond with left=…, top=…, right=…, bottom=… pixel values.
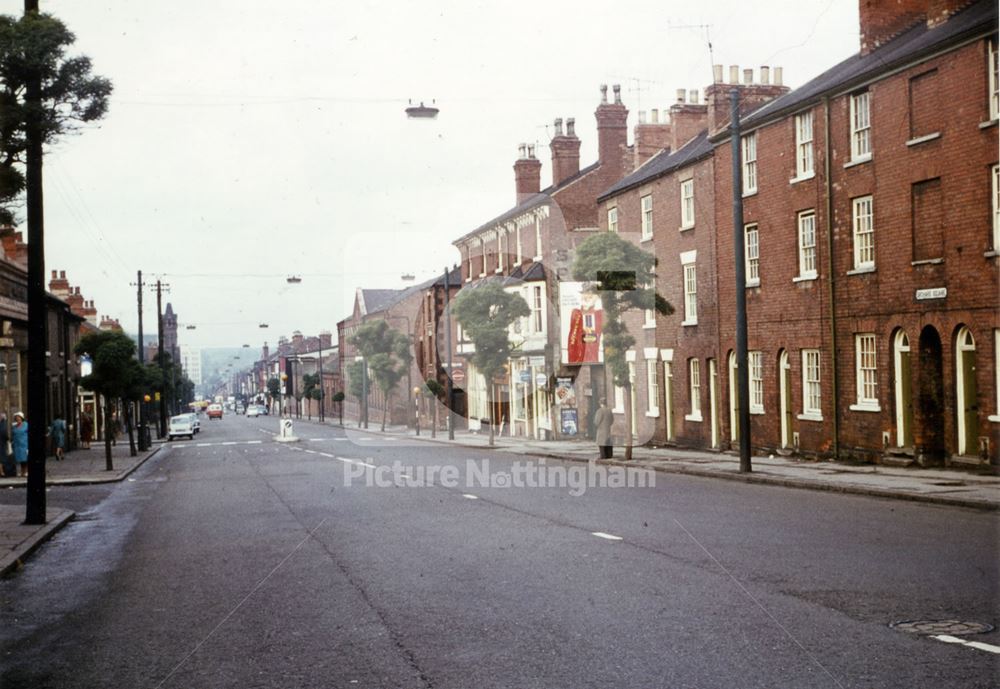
left=559, top=282, right=603, bottom=364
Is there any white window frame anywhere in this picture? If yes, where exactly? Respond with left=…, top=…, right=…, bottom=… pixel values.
left=515, top=225, right=522, bottom=264
left=643, top=281, right=656, bottom=328
left=850, top=91, right=871, bottom=162
left=608, top=207, right=619, bottom=234
left=533, top=217, right=542, bottom=261
left=749, top=351, right=764, bottom=414
left=680, top=179, right=695, bottom=229
left=992, top=163, right=1000, bottom=251
left=852, top=196, right=875, bottom=271
left=477, top=238, right=486, bottom=277
left=640, top=195, right=653, bottom=240
left=797, top=210, right=817, bottom=279
left=851, top=333, right=880, bottom=411
left=465, top=245, right=473, bottom=282
left=681, top=250, right=697, bottom=326
left=990, top=39, right=999, bottom=122
left=742, top=133, right=757, bottom=195
left=686, top=358, right=702, bottom=421
left=531, top=284, right=543, bottom=334
left=663, top=359, right=674, bottom=440
left=744, top=223, right=760, bottom=287
left=800, top=349, right=822, bottom=420
left=497, top=231, right=505, bottom=273
left=613, top=382, right=625, bottom=414
left=992, top=329, right=1000, bottom=422
left=795, top=112, right=814, bottom=179
left=646, top=359, right=659, bottom=417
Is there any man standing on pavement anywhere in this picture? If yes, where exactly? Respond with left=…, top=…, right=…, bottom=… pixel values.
left=594, top=397, right=613, bottom=460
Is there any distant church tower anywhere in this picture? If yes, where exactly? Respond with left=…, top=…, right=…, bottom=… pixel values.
left=164, top=302, right=179, bottom=361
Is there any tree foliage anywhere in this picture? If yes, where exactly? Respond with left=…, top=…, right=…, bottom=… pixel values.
left=351, top=320, right=412, bottom=431
left=0, top=11, right=112, bottom=223
left=75, top=331, right=139, bottom=469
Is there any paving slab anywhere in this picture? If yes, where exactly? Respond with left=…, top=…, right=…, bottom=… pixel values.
left=0, top=504, right=74, bottom=576
left=0, top=441, right=161, bottom=488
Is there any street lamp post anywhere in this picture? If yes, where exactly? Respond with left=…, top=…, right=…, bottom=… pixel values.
left=318, top=338, right=325, bottom=423
left=412, top=386, right=421, bottom=436
left=355, top=355, right=368, bottom=429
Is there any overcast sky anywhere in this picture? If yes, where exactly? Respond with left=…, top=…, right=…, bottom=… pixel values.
left=2, top=0, right=858, bottom=352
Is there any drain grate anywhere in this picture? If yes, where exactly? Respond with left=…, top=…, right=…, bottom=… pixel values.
left=890, top=619, right=994, bottom=636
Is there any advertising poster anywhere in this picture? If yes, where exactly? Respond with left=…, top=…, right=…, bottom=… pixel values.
left=555, top=377, right=576, bottom=407
left=559, top=282, right=603, bottom=364
left=560, top=408, right=579, bottom=436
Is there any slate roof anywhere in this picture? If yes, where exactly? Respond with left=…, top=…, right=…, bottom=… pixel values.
left=453, top=162, right=600, bottom=245
left=598, top=131, right=713, bottom=201
left=738, top=0, right=997, bottom=133
left=359, top=288, right=402, bottom=315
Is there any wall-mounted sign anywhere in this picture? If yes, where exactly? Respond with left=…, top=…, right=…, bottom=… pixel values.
left=915, top=287, right=947, bottom=301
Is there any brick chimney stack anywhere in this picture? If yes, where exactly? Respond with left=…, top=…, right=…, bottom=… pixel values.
left=633, top=108, right=673, bottom=169
left=82, top=299, right=98, bottom=324
left=705, top=65, right=790, bottom=137
left=513, top=143, right=542, bottom=204
left=49, top=270, right=71, bottom=298
left=669, top=89, right=709, bottom=152
left=550, top=117, right=582, bottom=185
left=262, top=341, right=270, bottom=360
left=67, top=286, right=85, bottom=317
left=319, top=331, right=333, bottom=350
left=595, top=83, right=630, bottom=184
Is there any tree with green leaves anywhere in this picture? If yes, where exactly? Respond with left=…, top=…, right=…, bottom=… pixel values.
left=266, top=376, right=280, bottom=415
left=332, top=390, right=345, bottom=426
left=351, top=320, right=412, bottom=431
left=572, top=231, right=672, bottom=460
left=344, top=361, right=365, bottom=426
left=75, top=331, right=141, bottom=470
left=0, top=10, right=112, bottom=223
left=301, top=373, right=321, bottom=420
left=450, top=282, right=530, bottom=446
left=424, top=377, right=444, bottom=438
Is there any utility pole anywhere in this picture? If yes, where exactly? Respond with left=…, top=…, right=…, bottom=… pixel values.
left=317, top=337, right=325, bottom=423
left=24, top=0, right=47, bottom=525
left=155, top=280, right=168, bottom=437
left=731, top=89, right=752, bottom=473
left=133, top=270, right=146, bottom=450
left=443, top=266, right=454, bottom=440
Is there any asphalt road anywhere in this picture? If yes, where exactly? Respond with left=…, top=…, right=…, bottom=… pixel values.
left=1, top=414, right=997, bottom=688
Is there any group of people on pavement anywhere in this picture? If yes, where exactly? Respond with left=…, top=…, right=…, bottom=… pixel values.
left=0, top=411, right=74, bottom=478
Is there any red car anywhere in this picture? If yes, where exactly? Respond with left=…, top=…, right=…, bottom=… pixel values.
left=207, top=404, right=224, bottom=419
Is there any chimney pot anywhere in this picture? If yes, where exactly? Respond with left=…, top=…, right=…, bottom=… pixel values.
left=638, top=110, right=646, bottom=124
left=744, top=68, right=753, bottom=85
left=554, top=117, right=563, bottom=136
left=713, top=64, right=723, bottom=83
left=60, top=270, right=66, bottom=278
left=760, top=66, right=770, bottom=85
left=51, top=269, right=57, bottom=278
left=527, top=144, right=535, bottom=158
left=600, top=84, right=608, bottom=103
left=729, top=65, right=740, bottom=84
left=650, top=108, right=659, bottom=123
left=612, top=84, right=621, bottom=104
left=676, top=88, right=686, bottom=103
left=566, top=117, right=575, bottom=136
left=688, top=90, right=699, bottom=104
left=774, top=66, right=783, bottom=86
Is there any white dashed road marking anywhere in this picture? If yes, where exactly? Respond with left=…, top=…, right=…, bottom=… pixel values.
left=933, top=635, right=1000, bottom=654
left=462, top=494, right=479, bottom=500
left=591, top=532, right=623, bottom=541
left=336, top=456, right=376, bottom=469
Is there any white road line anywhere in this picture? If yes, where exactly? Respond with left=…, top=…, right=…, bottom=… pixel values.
left=304, top=450, right=317, bottom=455
left=222, top=442, right=237, bottom=446
left=461, top=494, right=479, bottom=500
left=591, top=531, right=623, bottom=541
left=308, top=438, right=324, bottom=442
left=933, top=635, right=1000, bottom=654
left=319, top=452, right=334, bottom=458
left=247, top=440, right=262, bottom=444
left=196, top=443, right=211, bottom=447
left=336, top=456, right=376, bottom=469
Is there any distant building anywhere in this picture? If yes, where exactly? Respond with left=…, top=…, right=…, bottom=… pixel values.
left=180, top=346, right=203, bottom=385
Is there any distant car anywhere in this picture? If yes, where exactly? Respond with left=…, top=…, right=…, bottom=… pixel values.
left=246, top=406, right=260, bottom=418
left=259, top=405, right=269, bottom=416
left=168, top=415, right=196, bottom=440
left=207, top=404, right=223, bottom=419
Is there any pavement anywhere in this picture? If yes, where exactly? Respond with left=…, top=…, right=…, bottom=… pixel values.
left=0, top=438, right=161, bottom=577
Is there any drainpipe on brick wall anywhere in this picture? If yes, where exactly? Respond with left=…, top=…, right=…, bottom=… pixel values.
left=823, top=96, right=840, bottom=460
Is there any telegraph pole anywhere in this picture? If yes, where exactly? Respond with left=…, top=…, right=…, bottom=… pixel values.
left=155, top=280, right=168, bottom=437
left=443, top=266, right=454, bottom=440
left=24, top=0, right=47, bottom=525
left=731, top=89, right=752, bottom=473
left=317, top=337, right=325, bottom=422
left=133, top=271, right=147, bottom=450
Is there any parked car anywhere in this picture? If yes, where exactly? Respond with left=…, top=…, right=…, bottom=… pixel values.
left=207, top=404, right=223, bottom=419
left=168, top=415, right=196, bottom=440
left=186, top=413, right=201, bottom=434
left=246, top=406, right=260, bottom=418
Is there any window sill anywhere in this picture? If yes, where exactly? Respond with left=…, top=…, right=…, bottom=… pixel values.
left=478, top=273, right=486, bottom=278
left=789, top=171, right=815, bottom=185
left=642, top=323, right=656, bottom=330
left=849, top=402, right=881, bottom=413
left=532, top=256, right=542, bottom=262
left=746, top=280, right=760, bottom=289
left=679, top=224, right=695, bottom=232
left=645, top=410, right=660, bottom=418
left=905, top=132, right=940, bottom=146
left=465, top=278, right=472, bottom=283
left=494, top=268, right=503, bottom=274
left=749, top=407, right=765, bottom=416
left=846, top=265, right=875, bottom=276
left=742, top=189, right=758, bottom=199
left=979, top=119, right=998, bottom=130
left=681, top=319, right=698, bottom=327
left=988, top=414, right=1000, bottom=423
left=911, top=258, right=943, bottom=266
left=613, top=407, right=625, bottom=415
left=684, top=413, right=703, bottom=422
left=640, top=235, right=653, bottom=243
left=793, top=273, right=817, bottom=283
left=984, top=250, right=998, bottom=258
left=844, top=155, right=871, bottom=169
left=797, top=412, right=823, bottom=422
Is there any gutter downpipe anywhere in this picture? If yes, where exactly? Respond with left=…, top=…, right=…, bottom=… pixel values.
left=823, top=96, right=840, bottom=461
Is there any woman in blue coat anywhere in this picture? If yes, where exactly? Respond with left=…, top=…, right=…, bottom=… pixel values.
left=12, top=412, right=28, bottom=477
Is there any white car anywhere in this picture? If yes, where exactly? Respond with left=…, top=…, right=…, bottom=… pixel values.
left=246, top=406, right=260, bottom=418
left=168, top=415, right=196, bottom=440
left=186, top=412, right=201, bottom=434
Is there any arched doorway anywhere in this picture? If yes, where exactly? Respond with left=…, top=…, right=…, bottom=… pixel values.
left=916, top=326, right=945, bottom=465
left=778, top=350, right=792, bottom=449
left=955, top=327, right=979, bottom=456
left=893, top=330, right=913, bottom=448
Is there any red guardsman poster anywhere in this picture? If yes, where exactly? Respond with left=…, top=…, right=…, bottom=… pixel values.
left=560, top=282, right=603, bottom=364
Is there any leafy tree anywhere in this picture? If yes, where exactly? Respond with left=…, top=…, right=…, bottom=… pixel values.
left=301, top=373, right=321, bottom=420
left=351, top=320, right=412, bottom=431
left=75, top=331, right=141, bottom=470
left=572, top=232, right=672, bottom=459
left=0, top=11, right=112, bottom=223
left=344, top=360, right=365, bottom=426
left=332, top=390, right=345, bottom=426
left=424, top=378, right=445, bottom=438
left=266, top=376, right=281, bottom=414
left=450, top=283, right=530, bottom=446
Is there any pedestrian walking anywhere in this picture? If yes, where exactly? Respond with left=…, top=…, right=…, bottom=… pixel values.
left=0, top=412, right=13, bottom=478
left=80, top=412, right=93, bottom=449
left=11, top=411, right=28, bottom=477
left=49, top=414, right=67, bottom=460
left=593, top=397, right=613, bottom=460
